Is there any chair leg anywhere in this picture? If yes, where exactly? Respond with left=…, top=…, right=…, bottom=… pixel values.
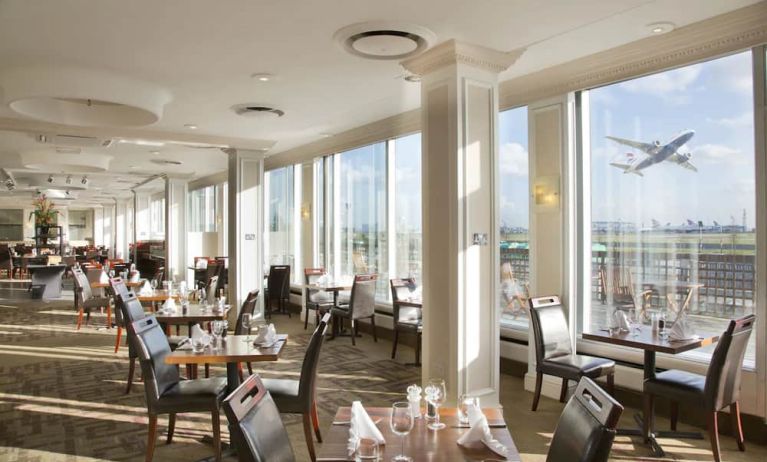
left=415, top=332, right=421, bottom=365
left=106, top=305, right=112, bottom=328
left=302, top=413, right=316, bottom=462
left=350, top=320, right=356, bottom=346
left=311, top=400, right=322, bottom=442
left=247, top=362, right=253, bottom=375
left=304, top=306, right=309, bottom=329
left=643, top=393, right=655, bottom=443
left=238, top=362, right=244, bottom=383
left=204, top=363, right=210, bottom=378
left=391, top=329, right=399, bottom=359
left=606, top=373, right=614, bottom=396
left=730, top=402, right=745, bottom=451
left=126, top=357, right=136, bottom=394
left=371, top=315, right=377, bottom=342
left=212, top=410, right=222, bottom=462
left=708, top=411, right=721, bottom=462
left=146, top=413, right=158, bottom=462
left=76, top=308, right=84, bottom=330
left=559, top=378, right=568, bottom=402
left=166, top=413, right=176, bottom=444
left=114, top=326, right=123, bottom=353
left=670, top=401, right=679, bottom=431
left=531, top=372, right=543, bottom=411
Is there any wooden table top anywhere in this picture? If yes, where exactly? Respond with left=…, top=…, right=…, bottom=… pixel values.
left=304, top=282, right=353, bottom=292
left=582, top=327, right=719, bottom=354
left=136, top=290, right=180, bottom=302
left=164, top=334, right=287, bottom=364
left=91, top=280, right=144, bottom=289
left=316, top=406, right=520, bottom=462
left=154, top=304, right=230, bottom=324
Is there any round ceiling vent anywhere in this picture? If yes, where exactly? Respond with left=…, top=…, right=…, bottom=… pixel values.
left=231, top=104, right=285, bottom=118
left=334, top=22, right=436, bottom=60
left=151, top=159, right=183, bottom=166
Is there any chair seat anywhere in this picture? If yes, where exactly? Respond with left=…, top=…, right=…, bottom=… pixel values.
left=261, top=377, right=303, bottom=414
left=155, top=377, right=228, bottom=413
left=83, top=298, right=110, bottom=309
left=540, top=354, right=615, bottom=381
left=337, top=291, right=351, bottom=304
left=644, top=369, right=705, bottom=405
left=330, top=305, right=350, bottom=317
left=396, top=318, right=423, bottom=331
left=309, top=291, right=334, bottom=304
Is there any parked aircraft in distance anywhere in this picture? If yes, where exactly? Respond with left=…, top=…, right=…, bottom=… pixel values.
left=607, top=129, right=696, bottom=176
left=641, top=218, right=738, bottom=233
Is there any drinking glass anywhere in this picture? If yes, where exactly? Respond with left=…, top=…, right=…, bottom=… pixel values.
left=354, top=437, right=379, bottom=462
left=212, top=320, right=225, bottom=349
left=424, top=378, right=446, bottom=430
left=389, top=402, right=414, bottom=461
left=241, top=313, right=252, bottom=343
left=151, top=279, right=158, bottom=290
left=191, top=337, right=206, bottom=353
left=108, top=269, right=115, bottom=278
left=457, top=394, right=479, bottom=425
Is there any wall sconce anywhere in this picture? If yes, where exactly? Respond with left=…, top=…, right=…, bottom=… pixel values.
left=533, top=175, right=560, bottom=211
left=300, top=203, right=311, bottom=221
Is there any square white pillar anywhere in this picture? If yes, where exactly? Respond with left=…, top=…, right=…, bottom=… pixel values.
left=165, top=177, right=188, bottom=283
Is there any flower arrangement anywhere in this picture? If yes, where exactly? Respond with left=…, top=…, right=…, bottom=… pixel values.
left=29, top=194, right=59, bottom=227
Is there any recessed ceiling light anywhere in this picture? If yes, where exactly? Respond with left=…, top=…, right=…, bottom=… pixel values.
left=184, top=124, right=198, bottom=130
left=404, top=74, right=421, bottom=83
left=319, top=132, right=333, bottom=138
left=129, top=165, right=138, bottom=169
left=647, top=22, right=674, bottom=34
left=251, top=73, right=274, bottom=82
left=117, top=138, right=165, bottom=147
left=150, top=150, right=160, bottom=155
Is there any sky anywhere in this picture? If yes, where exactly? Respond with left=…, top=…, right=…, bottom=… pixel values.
left=499, top=107, right=529, bottom=229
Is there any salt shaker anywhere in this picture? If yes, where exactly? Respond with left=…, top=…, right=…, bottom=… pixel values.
left=406, top=384, right=422, bottom=419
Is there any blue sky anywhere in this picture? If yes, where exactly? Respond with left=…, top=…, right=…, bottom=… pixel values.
left=499, top=107, right=529, bottom=229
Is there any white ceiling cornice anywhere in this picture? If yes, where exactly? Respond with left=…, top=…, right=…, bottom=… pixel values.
left=400, top=39, right=526, bottom=76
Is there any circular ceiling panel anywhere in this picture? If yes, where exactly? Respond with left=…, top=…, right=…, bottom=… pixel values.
left=21, top=149, right=112, bottom=173
left=334, top=22, right=436, bottom=60
left=0, top=67, right=172, bottom=127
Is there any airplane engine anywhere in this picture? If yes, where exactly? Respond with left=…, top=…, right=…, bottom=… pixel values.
left=684, top=152, right=692, bottom=160
left=654, top=140, right=661, bottom=147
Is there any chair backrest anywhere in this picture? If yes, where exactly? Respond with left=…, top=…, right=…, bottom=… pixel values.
left=0, top=248, right=11, bottom=266
left=72, top=267, right=94, bottom=302
left=390, top=278, right=419, bottom=324
left=297, top=313, right=330, bottom=402
left=528, top=295, right=573, bottom=364
left=152, top=266, right=165, bottom=282
left=303, top=267, right=326, bottom=285
left=222, top=374, right=295, bottom=462
left=349, top=274, right=377, bottom=319
left=704, top=314, right=755, bottom=410
left=267, top=265, right=290, bottom=302
left=206, top=275, right=220, bottom=304
left=131, top=316, right=180, bottom=411
left=235, top=290, right=261, bottom=335
left=547, top=377, right=623, bottom=462
left=109, top=277, right=131, bottom=327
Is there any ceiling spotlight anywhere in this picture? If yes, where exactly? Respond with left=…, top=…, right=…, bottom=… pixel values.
left=65, top=175, right=72, bottom=184
left=404, top=74, right=421, bottom=83
left=81, top=176, right=89, bottom=185
left=47, top=174, right=54, bottom=183
left=184, top=124, right=198, bottom=130
left=5, top=179, right=15, bottom=191
left=647, top=22, right=674, bottom=34
left=250, top=73, right=274, bottom=82
left=319, top=132, right=333, bottom=138
left=150, top=150, right=160, bottom=155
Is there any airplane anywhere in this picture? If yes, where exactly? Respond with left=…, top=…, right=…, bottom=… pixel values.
left=607, top=129, right=697, bottom=176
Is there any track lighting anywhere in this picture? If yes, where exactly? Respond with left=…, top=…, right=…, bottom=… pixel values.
left=47, top=174, right=54, bottom=183
left=81, top=176, right=88, bottom=185
left=65, top=175, right=72, bottom=184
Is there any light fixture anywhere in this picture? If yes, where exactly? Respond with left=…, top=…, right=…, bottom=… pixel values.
left=65, top=175, right=72, bottom=184
left=647, top=22, right=674, bottom=35
left=319, top=132, right=333, bottom=138
left=404, top=74, right=421, bottom=83
left=250, top=73, right=274, bottom=82
left=533, top=176, right=560, bottom=211
left=117, top=138, right=166, bottom=147
left=47, top=174, right=54, bottom=183
left=184, top=124, right=198, bottom=130
left=81, top=175, right=88, bottom=185
left=150, top=150, right=160, bottom=155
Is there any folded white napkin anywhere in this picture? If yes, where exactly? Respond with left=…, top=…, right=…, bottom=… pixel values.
left=254, top=323, right=277, bottom=345
left=457, top=405, right=508, bottom=458
left=669, top=312, right=692, bottom=340
left=347, top=401, right=385, bottom=456
left=316, top=274, right=329, bottom=285
left=129, top=271, right=141, bottom=283
left=196, top=259, right=208, bottom=269
left=138, top=280, right=153, bottom=296
left=613, top=311, right=630, bottom=331
left=191, top=324, right=210, bottom=344
left=98, top=270, right=109, bottom=284
left=162, top=297, right=177, bottom=311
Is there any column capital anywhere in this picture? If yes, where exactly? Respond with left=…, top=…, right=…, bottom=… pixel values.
left=400, top=39, right=525, bottom=76
left=222, top=147, right=267, bottom=161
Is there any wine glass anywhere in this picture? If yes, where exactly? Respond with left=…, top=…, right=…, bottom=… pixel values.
left=242, top=313, right=252, bottom=343
left=389, top=401, right=414, bottom=461
left=424, top=378, right=446, bottom=430
left=212, top=320, right=225, bottom=349
left=151, top=279, right=158, bottom=290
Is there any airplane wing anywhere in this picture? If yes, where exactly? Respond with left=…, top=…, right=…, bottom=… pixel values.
left=667, top=153, right=698, bottom=172
left=606, top=136, right=657, bottom=154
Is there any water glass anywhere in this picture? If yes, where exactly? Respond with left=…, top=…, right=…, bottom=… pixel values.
left=354, top=437, right=379, bottom=462
left=241, top=313, right=252, bottom=343
left=389, top=402, right=413, bottom=461
left=424, top=378, right=446, bottom=430
left=191, top=337, right=206, bottom=353
left=212, top=320, right=225, bottom=349
left=151, top=279, right=158, bottom=290
left=457, top=394, right=479, bottom=425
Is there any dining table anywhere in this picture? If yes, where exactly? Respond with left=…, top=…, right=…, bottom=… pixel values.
left=91, top=280, right=144, bottom=289
left=582, top=327, right=719, bottom=457
left=316, top=406, right=520, bottom=461
left=165, top=333, right=288, bottom=462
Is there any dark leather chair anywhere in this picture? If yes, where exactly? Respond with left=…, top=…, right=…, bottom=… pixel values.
left=303, top=268, right=333, bottom=330
left=0, top=246, right=13, bottom=278
left=643, top=315, right=755, bottom=462
left=262, top=313, right=330, bottom=461
left=529, top=296, right=615, bottom=410
left=72, top=267, right=111, bottom=330
left=547, top=377, right=623, bottom=462
left=390, top=278, right=422, bottom=364
left=132, top=316, right=227, bottom=462
left=222, top=374, right=296, bottom=462
left=266, top=265, right=291, bottom=318
left=330, top=274, right=378, bottom=346
left=234, top=289, right=260, bottom=379
left=205, top=275, right=220, bottom=305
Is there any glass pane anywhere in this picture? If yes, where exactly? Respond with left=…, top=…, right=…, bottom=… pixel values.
left=265, top=166, right=296, bottom=278
left=188, top=185, right=217, bottom=232
left=498, top=107, right=530, bottom=330
left=393, top=133, right=422, bottom=283
left=335, top=142, right=388, bottom=298
left=586, top=51, right=756, bottom=366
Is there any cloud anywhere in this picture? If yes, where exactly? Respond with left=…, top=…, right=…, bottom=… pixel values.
left=706, top=112, right=752, bottom=128
left=693, top=144, right=744, bottom=164
left=705, top=51, right=752, bottom=94
left=618, top=66, right=702, bottom=96
left=499, top=142, right=528, bottom=176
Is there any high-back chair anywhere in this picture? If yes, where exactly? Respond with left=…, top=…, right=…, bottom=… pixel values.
left=222, top=374, right=296, bottom=462
left=330, top=274, right=377, bottom=346
left=0, top=247, right=13, bottom=279
left=110, top=277, right=133, bottom=353
left=72, top=267, right=111, bottom=330
left=303, top=268, right=333, bottom=330
left=389, top=278, right=422, bottom=364
left=266, top=265, right=291, bottom=318
left=547, top=377, right=623, bottom=462
left=132, top=316, right=227, bottom=462
left=529, top=296, right=615, bottom=410
left=206, top=275, right=220, bottom=305
left=643, top=315, right=755, bottom=462
left=235, top=290, right=260, bottom=379
left=262, top=313, right=330, bottom=461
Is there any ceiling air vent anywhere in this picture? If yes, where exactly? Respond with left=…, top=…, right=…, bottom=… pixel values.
left=334, top=22, right=436, bottom=60
left=37, top=134, right=113, bottom=148
left=231, top=104, right=285, bottom=118
left=151, top=159, right=183, bottom=166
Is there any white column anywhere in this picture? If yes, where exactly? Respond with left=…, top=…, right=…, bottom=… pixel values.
left=402, top=40, right=523, bottom=406
left=93, top=207, right=104, bottom=246
left=165, top=176, right=188, bottom=283
left=225, top=148, right=265, bottom=323
left=133, top=192, right=151, bottom=243
left=114, top=199, right=129, bottom=260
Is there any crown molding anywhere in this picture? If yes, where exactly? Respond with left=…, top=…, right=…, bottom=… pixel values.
left=499, top=2, right=767, bottom=108
left=401, top=39, right=525, bottom=76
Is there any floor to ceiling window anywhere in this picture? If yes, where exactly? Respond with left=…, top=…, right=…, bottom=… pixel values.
left=189, top=185, right=217, bottom=232
left=149, top=194, right=165, bottom=240
left=580, top=50, right=757, bottom=366
left=392, top=133, right=422, bottom=283
left=498, top=107, right=530, bottom=331
left=264, top=165, right=300, bottom=282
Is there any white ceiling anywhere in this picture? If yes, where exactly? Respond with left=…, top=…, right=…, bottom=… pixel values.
left=0, top=0, right=759, bottom=206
